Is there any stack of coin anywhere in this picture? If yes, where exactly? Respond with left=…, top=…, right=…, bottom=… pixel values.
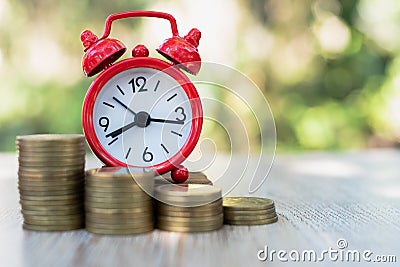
left=17, top=134, right=85, bottom=231
left=85, top=167, right=155, bottom=235
left=155, top=184, right=223, bottom=232
left=223, top=197, right=278, bottom=225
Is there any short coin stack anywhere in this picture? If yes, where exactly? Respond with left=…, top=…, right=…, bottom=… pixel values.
left=17, top=134, right=85, bottom=231
left=85, top=167, right=155, bottom=235
left=155, top=184, right=223, bottom=232
left=223, top=197, right=278, bottom=225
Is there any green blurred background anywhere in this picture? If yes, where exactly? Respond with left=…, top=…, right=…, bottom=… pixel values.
left=0, top=0, right=399, bottom=152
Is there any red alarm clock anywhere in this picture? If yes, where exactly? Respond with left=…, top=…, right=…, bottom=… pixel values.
left=80, top=11, right=203, bottom=183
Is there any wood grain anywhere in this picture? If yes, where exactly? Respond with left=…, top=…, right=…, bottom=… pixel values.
left=0, top=150, right=399, bottom=266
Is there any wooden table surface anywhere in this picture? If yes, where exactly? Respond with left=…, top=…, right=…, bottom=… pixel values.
left=0, top=150, right=399, bottom=267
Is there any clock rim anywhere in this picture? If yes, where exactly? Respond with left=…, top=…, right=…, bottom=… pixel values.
left=82, top=57, right=203, bottom=175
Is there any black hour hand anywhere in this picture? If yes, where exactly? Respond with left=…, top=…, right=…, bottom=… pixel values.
left=106, top=122, right=136, bottom=139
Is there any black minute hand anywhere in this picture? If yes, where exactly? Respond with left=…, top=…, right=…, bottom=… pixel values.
left=106, top=122, right=136, bottom=138
left=113, top=97, right=136, bottom=115
left=149, top=118, right=184, bottom=125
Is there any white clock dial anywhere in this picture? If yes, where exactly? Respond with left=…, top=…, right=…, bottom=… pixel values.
left=93, top=67, right=192, bottom=166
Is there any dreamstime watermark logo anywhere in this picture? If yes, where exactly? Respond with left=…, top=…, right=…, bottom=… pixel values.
left=257, top=238, right=397, bottom=263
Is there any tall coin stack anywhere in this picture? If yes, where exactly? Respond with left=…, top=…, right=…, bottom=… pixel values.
left=155, top=184, right=223, bottom=232
left=17, top=134, right=86, bottom=231
left=223, top=197, right=278, bottom=225
left=85, top=167, right=155, bottom=235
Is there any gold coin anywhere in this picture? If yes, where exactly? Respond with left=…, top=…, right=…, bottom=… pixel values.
left=19, top=172, right=84, bottom=180
left=20, top=198, right=82, bottom=206
left=155, top=195, right=222, bottom=206
left=21, top=194, right=83, bottom=201
left=157, top=220, right=224, bottom=229
left=20, top=203, right=83, bottom=211
left=18, top=171, right=84, bottom=178
left=85, top=175, right=144, bottom=182
left=19, top=188, right=83, bottom=196
left=17, top=143, right=85, bottom=150
left=224, top=216, right=278, bottom=225
left=19, top=175, right=84, bottom=181
left=18, top=178, right=85, bottom=186
left=18, top=166, right=84, bottom=174
left=157, top=222, right=223, bottom=232
left=23, top=222, right=84, bottom=231
left=16, top=137, right=85, bottom=144
left=19, top=160, right=84, bottom=168
left=18, top=183, right=83, bottom=189
left=224, top=213, right=277, bottom=221
left=86, top=211, right=151, bottom=220
left=223, top=197, right=275, bottom=211
left=85, top=221, right=154, bottom=230
left=157, top=213, right=223, bottom=224
left=85, top=174, right=153, bottom=185
left=223, top=207, right=276, bottom=216
left=18, top=180, right=84, bottom=188
left=86, top=224, right=153, bottom=235
left=18, top=153, right=85, bottom=160
left=17, top=134, right=85, bottom=143
left=23, top=214, right=83, bottom=221
left=84, top=200, right=153, bottom=209
left=157, top=207, right=223, bottom=218
left=86, top=167, right=154, bottom=179
left=23, top=217, right=84, bottom=226
left=17, top=149, right=85, bottom=156
left=85, top=194, right=151, bottom=203
left=19, top=177, right=84, bottom=184
left=18, top=179, right=84, bottom=188
left=18, top=149, right=85, bottom=157
left=85, top=190, right=150, bottom=199
left=22, top=208, right=83, bottom=216
left=85, top=176, right=137, bottom=182
left=85, top=180, right=149, bottom=190
left=85, top=185, right=147, bottom=194
left=155, top=184, right=221, bottom=198
left=157, top=199, right=222, bottom=211
left=85, top=182, right=153, bottom=193
left=157, top=218, right=224, bottom=228
left=18, top=152, right=86, bottom=164
left=155, top=184, right=221, bottom=205
left=86, top=215, right=153, bottom=225
left=85, top=206, right=153, bottom=214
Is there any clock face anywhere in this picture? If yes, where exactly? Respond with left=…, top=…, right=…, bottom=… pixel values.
left=92, top=67, right=193, bottom=167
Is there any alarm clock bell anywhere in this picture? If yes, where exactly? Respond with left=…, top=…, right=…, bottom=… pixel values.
left=81, top=11, right=201, bottom=77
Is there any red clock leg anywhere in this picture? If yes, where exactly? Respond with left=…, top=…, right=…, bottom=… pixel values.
left=171, top=165, right=189, bottom=183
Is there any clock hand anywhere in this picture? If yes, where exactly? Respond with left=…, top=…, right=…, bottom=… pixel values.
left=113, top=97, right=136, bottom=116
left=149, top=117, right=184, bottom=125
left=106, top=121, right=136, bottom=139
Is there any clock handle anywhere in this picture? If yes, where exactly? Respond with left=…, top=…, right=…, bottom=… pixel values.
left=100, top=11, right=179, bottom=40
